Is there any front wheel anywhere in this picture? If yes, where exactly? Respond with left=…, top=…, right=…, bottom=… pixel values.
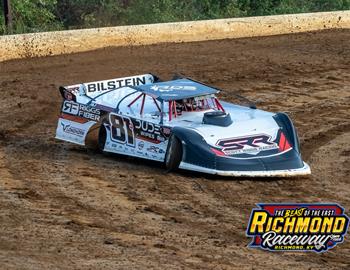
left=165, top=135, right=183, bottom=171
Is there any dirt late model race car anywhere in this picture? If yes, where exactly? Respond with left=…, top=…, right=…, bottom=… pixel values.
left=55, top=73, right=311, bottom=177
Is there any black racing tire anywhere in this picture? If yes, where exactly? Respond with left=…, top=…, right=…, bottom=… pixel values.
left=84, top=123, right=100, bottom=150
left=98, top=124, right=107, bottom=152
left=165, top=135, right=183, bottom=171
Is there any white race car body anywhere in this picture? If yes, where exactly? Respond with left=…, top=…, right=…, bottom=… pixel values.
left=56, top=74, right=310, bottom=177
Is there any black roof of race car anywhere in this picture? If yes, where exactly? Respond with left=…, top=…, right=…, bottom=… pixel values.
left=130, top=78, right=220, bottom=101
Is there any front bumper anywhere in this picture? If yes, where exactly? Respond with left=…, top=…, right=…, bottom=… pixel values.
left=171, top=117, right=310, bottom=177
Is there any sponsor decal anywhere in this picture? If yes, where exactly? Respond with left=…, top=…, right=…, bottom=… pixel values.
left=147, top=146, right=157, bottom=153
left=62, top=101, right=79, bottom=115
left=216, top=134, right=279, bottom=155
left=108, top=113, right=168, bottom=146
left=64, top=91, right=74, bottom=100
left=150, top=85, right=196, bottom=92
left=162, top=127, right=171, bottom=136
left=86, top=76, right=148, bottom=93
left=62, top=101, right=100, bottom=121
left=67, top=86, right=80, bottom=94
left=146, top=146, right=165, bottom=154
left=246, top=203, right=349, bottom=252
left=134, top=119, right=167, bottom=143
left=61, top=123, right=85, bottom=137
left=138, top=141, right=144, bottom=150
left=135, top=119, right=161, bottom=140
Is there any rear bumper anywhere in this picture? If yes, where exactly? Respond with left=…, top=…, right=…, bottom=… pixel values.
left=179, top=161, right=311, bottom=177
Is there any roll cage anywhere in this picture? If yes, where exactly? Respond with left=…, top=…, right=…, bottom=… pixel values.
left=127, top=92, right=225, bottom=123
left=65, top=76, right=232, bottom=125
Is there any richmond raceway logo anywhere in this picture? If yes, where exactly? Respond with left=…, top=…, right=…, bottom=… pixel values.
left=216, top=134, right=280, bottom=155
left=246, top=204, right=349, bottom=252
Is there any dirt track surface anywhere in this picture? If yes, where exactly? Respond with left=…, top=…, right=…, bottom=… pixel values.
left=0, top=29, right=349, bottom=269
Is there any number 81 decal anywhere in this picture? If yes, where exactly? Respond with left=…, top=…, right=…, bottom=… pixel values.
left=109, top=113, right=135, bottom=147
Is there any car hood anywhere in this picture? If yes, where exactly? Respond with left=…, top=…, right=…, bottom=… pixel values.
left=187, top=103, right=280, bottom=148
left=193, top=116, right=279, bottom=147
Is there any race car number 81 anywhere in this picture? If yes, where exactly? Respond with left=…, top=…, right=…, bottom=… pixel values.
left=109, top=114, right=135, bottom=147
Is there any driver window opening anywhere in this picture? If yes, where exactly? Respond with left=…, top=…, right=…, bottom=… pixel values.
left=168, top=96, right=225, bottom=121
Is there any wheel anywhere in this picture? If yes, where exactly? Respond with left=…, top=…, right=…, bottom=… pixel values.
left=84, top=123, right=100, bottom=150
left=98, top=124, right=107, bottom=152
left=165, top=135, right=183, bottom=171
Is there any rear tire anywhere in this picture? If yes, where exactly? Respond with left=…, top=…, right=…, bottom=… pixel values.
left=98, top=125, right=107, bottom=152
left=85, top=123, right=100, bottom=150
left=165, top=135, right=183, bottom=171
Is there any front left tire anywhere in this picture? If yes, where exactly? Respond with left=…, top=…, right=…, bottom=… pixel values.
left=165, top=135, right=183, bottom=171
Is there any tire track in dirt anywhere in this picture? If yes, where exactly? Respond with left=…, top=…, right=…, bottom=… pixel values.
left=302, top=123, right=350, bottom=161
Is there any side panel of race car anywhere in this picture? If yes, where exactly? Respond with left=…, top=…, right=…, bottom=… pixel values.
left=55, top=100, right=103, bottom=145
left=56, top=118, right=97, bottom=145
left=101, top=113, right=171, bottom=161
left=55, top=74, right=155, bottom=146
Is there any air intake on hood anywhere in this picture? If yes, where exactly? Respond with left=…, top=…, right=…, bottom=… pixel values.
left=202, top=111, right=233, bottom=127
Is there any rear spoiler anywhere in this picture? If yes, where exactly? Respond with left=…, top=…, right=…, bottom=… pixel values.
left=58, top=73, right=158, bottom=101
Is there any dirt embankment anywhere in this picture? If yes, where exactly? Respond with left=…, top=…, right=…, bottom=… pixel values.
left=0, top=29, right=349, bottom=269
